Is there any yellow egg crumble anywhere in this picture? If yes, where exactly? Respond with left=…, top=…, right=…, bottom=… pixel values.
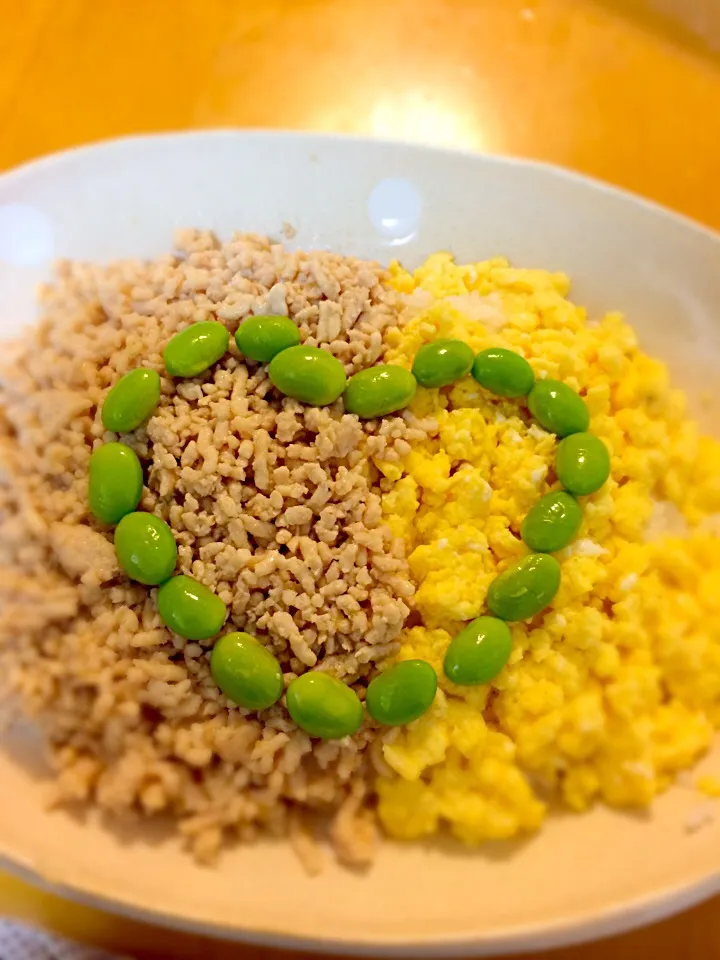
left=375, top=253, right=720, bottom=845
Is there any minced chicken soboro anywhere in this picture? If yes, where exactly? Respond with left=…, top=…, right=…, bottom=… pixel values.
left=0, top=230, right=424, bottom=867
left=2, top=231, right=720, bottom=868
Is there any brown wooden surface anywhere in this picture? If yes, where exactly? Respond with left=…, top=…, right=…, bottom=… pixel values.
left=2, top=0, right=720, bottom=956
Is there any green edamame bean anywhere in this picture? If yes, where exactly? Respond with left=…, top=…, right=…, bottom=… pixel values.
left=555, top=432, right=611, bottom=496
left=164, top=321, right=229, bottom=377
left=472, top=347, right=535, bottom=398
left=234, top=315, right=301, bottom=363
left=101, top=368, right=161, bottom=433
left=157, top=575, right=226, bottom=640
left=412, top=339, right=474, bottom=389
left=88, top=442, right=143, bottom=525
left=114, top=512, right=177, bottom=585
left=210, top=632, right=284, bottom=710
left=521, top=491, right=583, bottom=553
left=527, top=379, right=589, bottom=437
left=443, top=617, right=512, bottom=686
left=366, top=660, right=437, bottom=726
left=343, top=364, right=417, bottom=419
left=268, top=345, right=347, bottom=406
left=286, top=672, right=363, bottom=739
left=487, top=553, right=561, bottom=621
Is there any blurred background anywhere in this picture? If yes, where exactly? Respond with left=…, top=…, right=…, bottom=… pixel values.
left=2, top=0, right=720, bottom=229
left=2, top=0, right=720, bottom=957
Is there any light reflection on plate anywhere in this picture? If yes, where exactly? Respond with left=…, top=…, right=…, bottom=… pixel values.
left=367, top=177, right=422, bottom=246
left=0, top=203, right=54, bottom=267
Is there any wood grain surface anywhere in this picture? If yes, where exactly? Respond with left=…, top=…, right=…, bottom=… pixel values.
left=1, top=0, right=720, bottom=957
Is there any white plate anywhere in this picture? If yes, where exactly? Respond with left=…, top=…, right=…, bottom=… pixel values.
left=1, top=131, right=720, bottom=956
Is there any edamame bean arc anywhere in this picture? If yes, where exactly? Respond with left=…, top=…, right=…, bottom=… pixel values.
left=114, top=512, right=177, bottom=585
left=235, top=315, right=301, bottom=363
left=443, top=616, right=513, bottom=685
left=472, top=347, right=535, bottom=398
left=268, top=345, right=347, bottom=406
left=102, top=368, right=161, bottom=433
left=164, top=321, right=230, bottom=378
left=286, top=672, right=363, bottom=739
left=88, top=442, right=143, bottom=525
left=157, top=575, right=226, bottom=640
left=487, top=553, right=561, bottom=621
left=412, top=339, right=474, bottom=389
left=527, top=379, right=590, bottom=437
left=210, top=632, right=284, bottom=710
left=366, top=660, right=437, bottom=726
left=555, top=432, right=611, bottom=495
left=521, top=491, right=583, bottom=553
left=343, top=364, right=417, bottom=419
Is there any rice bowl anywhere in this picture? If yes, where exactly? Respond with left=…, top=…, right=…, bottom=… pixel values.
left=1, top=138, right=715, bottom=949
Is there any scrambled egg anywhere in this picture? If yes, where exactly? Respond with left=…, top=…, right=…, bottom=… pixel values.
left=375, top=253, right=720, bottom=845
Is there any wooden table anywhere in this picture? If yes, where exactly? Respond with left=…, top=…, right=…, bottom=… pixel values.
left=2, top=1, right=720, bottom=956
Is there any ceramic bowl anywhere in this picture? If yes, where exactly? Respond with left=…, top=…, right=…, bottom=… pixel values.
left=1, top=132, right=720, bottom=956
